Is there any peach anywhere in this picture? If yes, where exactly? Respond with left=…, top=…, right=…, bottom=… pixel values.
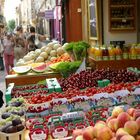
left=72, top=129, right=83, bottom=140
left=120, top=135, right=135, bottom=140
left=117, top=112, right=130, bottom=128
left=127, top=108, right=135, bottom=117
left=136, top=117, right=140, bottom=130
left=136, top=135, right=140, bottom=140
left=130, top=116, right=135, bottom=121
left=82, top=126, right=95, bottom=140
left=76, top=135, right=83, bottom=140
left=133, top=109, right=140, bottom=120
left=111, top=137, right=116, bottom=140
left=124, top=120, right=139, bottom=136
left=107, top=118, right=118, bottom=132
left=97, top=127, right=113, bottom=140
left=96, top=121, right=106, bottom=126
left=112, top=106, right=124, bottom=117
left=106, top=116, right=115, bottom=123
left=93, top=123, right=106, bottom=137
left=116, top=128, right=129, bottom=140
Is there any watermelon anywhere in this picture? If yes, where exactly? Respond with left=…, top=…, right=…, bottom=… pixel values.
left=13, top=66, right=31, bottom=74
left=32, top=63, right=47, bottom=73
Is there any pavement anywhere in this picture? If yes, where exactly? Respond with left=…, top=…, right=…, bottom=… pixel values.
left=0, top=70, right=6, bottom=109
left=0, top=70, right=6, bottom=93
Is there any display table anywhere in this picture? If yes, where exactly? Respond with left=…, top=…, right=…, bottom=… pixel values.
left=88, top=57, right=140, bottom=70
left=5, top=72, right=61, bottom=88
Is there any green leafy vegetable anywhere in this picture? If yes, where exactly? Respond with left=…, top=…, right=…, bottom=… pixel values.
left=56, top=61, right=82, bottom=78
left=65, top=42, right=75, bottom=52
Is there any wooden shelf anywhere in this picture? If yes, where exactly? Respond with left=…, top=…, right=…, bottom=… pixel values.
left=110, top=27, right=135, bottom=30
left=111, top=17, right=134, bottom=21
left=88, top=57, right=140, bottom=70
left=5, top=72, right=61, bottom=87
left=109, top=0, right=136, bottom=32
left=110, top=4, right=134, bottom=8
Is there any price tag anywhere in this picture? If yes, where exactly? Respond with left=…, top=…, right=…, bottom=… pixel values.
left=113, top=90, right=130, bottom=97
left=134, top=88, right=140, bottom=95
left=93, top=92, right=110, bottom=100
left=52, top=98, right=67, bottom=104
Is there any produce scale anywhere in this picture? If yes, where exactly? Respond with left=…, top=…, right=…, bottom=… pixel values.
left=1, top=41, right=140, bottom=140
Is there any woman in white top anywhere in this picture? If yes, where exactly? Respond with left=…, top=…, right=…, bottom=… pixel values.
left=3, top=33, right=15, bottom=74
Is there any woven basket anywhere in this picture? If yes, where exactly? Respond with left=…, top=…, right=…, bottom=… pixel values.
left=0, top=128, right=25, bottom=140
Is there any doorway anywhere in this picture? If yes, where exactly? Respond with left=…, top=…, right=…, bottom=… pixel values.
left=64, top=0, right=82, bottom=42
left=137, top=0, right=140, bottom=43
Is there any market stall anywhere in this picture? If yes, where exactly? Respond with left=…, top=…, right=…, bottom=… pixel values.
left=2, top=40, right=140, bottom=140
left=2, top=69, right=140, bottom=140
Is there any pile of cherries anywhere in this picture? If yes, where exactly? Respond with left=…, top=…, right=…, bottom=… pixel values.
left=59, top=69, right=139, bottom=91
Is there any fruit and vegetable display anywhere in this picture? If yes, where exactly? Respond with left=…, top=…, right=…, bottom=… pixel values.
left=65, top=41, right=90, bottom=61
left=50, top=61, right=82, bottom=78
left=89, top=44, right=140, bottom=61
left=16, top=41, right=67, bottom=66
left=72, top=107, right=140, bottom=140
left=59, top=69, right=139, bottom=91
left=0, top=98, right=25, bottom=134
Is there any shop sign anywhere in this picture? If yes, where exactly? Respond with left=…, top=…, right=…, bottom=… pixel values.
left=45, top=10, right=54, bottom=19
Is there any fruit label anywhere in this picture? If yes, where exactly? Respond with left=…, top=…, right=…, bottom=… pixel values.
left=103, top=56, right=109, bottom=61
left=96, top=98, right=114, bottom=107
left=30, top=129, right=47, bottom=140
left=113, top=90, right=130, bottom=97
left=52, top=98, right=67, bottom=105
left=130, top=55, right=137, bottom=59
left=95, top=56, right=102, bottom=61
left=52, top=104, right=69, bottom=113
left=109, top=56, right=115, bottom=60
left=51, top=126, right=68, bottom=139
left=72, top=96, right=89, bottom=101
left=137, top=55, right=140, bottom=59
left=116, top=55, right=122, bottom=60
left=123, top=53, right=129, bottom=59
left=134, top=88, right=140, bottom=95
left=80, top=101, right=91, bottom=111
left=122, top=95, right=136, bottom=105
left=93, top=92, right=111, bottom=100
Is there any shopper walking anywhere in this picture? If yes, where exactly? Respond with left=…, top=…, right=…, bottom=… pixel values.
left=14, top=37, right=26, bottom=61
left=3, top=33, right=15, bottom=74
left=27, top=26, right=46, bottom=51
left=0, top=37, right=4, bottom=70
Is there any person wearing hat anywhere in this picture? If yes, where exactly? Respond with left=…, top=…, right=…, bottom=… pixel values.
left=3, top=33, right=15, bottom=74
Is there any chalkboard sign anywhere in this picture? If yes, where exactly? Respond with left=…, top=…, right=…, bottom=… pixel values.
left=89, top=0, right=97, bottom=39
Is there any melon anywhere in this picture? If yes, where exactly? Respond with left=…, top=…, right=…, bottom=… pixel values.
left=32, top=63, right=47, bottom=73
left=13, top=66, right=31, bottom=74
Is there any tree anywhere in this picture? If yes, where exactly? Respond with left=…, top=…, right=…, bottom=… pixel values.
left=7, top=19, right=15, bottom=32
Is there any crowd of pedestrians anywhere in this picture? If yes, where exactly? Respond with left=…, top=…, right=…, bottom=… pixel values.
left=0, top=26, right=46, bottom=74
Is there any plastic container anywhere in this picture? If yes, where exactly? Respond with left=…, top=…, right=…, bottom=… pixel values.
left=102, top=45, right=109, bottom=61
left=108, top=45, right=115, bottom=60
left=94, top=47, right=102, bottom=61
left=122, top=45, right=129, bottom=59
left=130, top=44, right=137, bottom=59
left=0, top=129, right=25, bottom=140
left=115, top=46, right=122, bottom=60
left=136, top=44, right=140, bottom=59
